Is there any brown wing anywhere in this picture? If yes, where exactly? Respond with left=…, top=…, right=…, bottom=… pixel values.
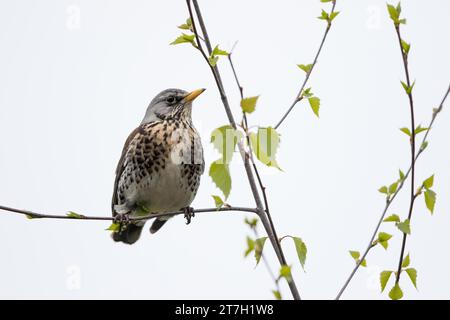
left=111, top=125, right=145, bottom=216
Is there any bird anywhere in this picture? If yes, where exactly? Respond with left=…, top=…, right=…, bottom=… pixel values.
left=111, top=88, right=205, bottom=244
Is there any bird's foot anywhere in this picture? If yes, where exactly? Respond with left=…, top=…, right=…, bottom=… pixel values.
left=183, top=207, right=195, bottom=225
left=113, top=213, right=130, bottom=226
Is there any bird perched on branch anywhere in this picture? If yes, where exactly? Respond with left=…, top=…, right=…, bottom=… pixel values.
left=111, top=88, right=205, bottom=244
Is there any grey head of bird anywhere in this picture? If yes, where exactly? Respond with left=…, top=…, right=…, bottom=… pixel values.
left=141, top=88, right=205, bottom=124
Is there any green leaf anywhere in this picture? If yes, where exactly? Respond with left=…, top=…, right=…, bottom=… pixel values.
left=211, top=125, right=242, bottom=163
left=209, top=160, right=231, bottom=199
left=383, top=214, right=400, bottom=223
left=208, top=55, right=219, bottom=67
left=378, top=186, right=388, bottom=194
left=177, top=18, right=192, bottom=30
left=241, top=96, right=259, bottom=114
left=67, top=211, right=83, bottom=218
left=308, top=97, right=321, bottom=117
left=212, top=45, right=229, bottom=56
left=378, top=232, right=392, bottom=250
left=396, top=219, right=411, bottom=235
left=401, top=80, right=415, bottom=94
left=380, top=270, right=393, bottom=292
left=401, top=39, right=410, bottom=54
left=361, top=259, right=367, bottom=267
left=212, top=195, right=224, bottom=209
left=387, top=4, right=400, bottom=24
left=244, top=237, right=255, bottom=257
left=272, top=290, right=282, bottom=300
left=302, top=87, right=313, bottom=98
left=401, top=253, right=410, bottom=268
left=297, top=63, right=313, bottom=73
left=318, top=9, right=329, bottom=20
left=389, top=181, right=398, bottom=194
left=320, top=0, right=333, bottom=2
left=349, top=250, right=360, bottom=260
left=389, top=283, right=403, bottom=300
left=279, top=265, right=293, bottom=283
left=329, top=11, right=340, bottom=21
left=420, top=140, right=429, bottom=152
left=254, top=237, right=268, bottom=266
left=405, top=268, right=417, bottom=289
left=170, top=33, right=196, bottom=45
left=293, top=237, right=307, bottom=270
left=244, top=217, right=258, bottom=228
left=414, top=125, right=428, bottom=135
left=423, top=174, right=434, bottom=189
left=249, top=127, right=281, bottom=169
left=399, top=169, right=405, bottom=181
left=400, top=127, right=411, bottom=137
left=424, top=189, right=436, bottom=214
left=106, top=223, right=120, bottom=232
left=399, top=18, right=407, bottom=25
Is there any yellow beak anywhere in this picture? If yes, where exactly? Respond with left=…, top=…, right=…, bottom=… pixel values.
left=183, top=88, right=206, bottom=103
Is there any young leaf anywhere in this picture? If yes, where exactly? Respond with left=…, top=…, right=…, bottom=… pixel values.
left=297, top=63, right=313, bottom=73
left=401, top=253, right=410, bottom=268
left=401, top=39, right=411, bottom=54
left=389, top=283, right=403, bottom=300
left=308, top=96, right=321, bottom=117
left=424, top=189, right=436, bottom=214
left=212, top=45, right=229, bottom=56
left=209, top=160, right=231, bottom=199
left=380, top=270, right=393, bottom=292
left=293, top=237, right=307, bottom=270
left=170, top=33, right=195, bottom=45
left=212, top=195, right=224, bottom=209
left=244, top=237, right=255, bottom=257
left=405, top=268, right=417, bottom=289
left=329, top=11, right=340, bottom=21
left=177, top=18, right=192, bottom=30
left=249, top=127, right=281, bottom=169
left=302, top=87, right=313, bottom=98
left=241, top=96, right=259, bottom=114
left=396, top=219, right=411, bottom=235
left=423, top=174, right=434, bottom=189
left=400, top=127, right=411, bottom=137
left=272, top=290, right=282, bottom=300
left=279, top=265, right=293, bottom=283
left=349, top=250, right=360, bottom=260
left=208, top=55, right=219, bottom=67
left=211, top=125, right=242, bottom=163
left=389, top=181, right=398, bottom=194
left=67, top=211, right=83, bottom=218
left=387, top=4, right=400, bottom=24
left=378, top=186, right=388, bottom=194
left=414, top=125, right=428, bottom=135
left=383, top=214, right=400, bottom=223
left=254, top=237, right=268, bottom=266
left=317, top=9, right=329, bottom=21
left=244, top=217, right=258, bottom=228
left=106, top=223, right=120, bottom=232
left=378, top=232, right=392, bottom=242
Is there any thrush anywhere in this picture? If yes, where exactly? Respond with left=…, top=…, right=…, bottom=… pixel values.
left=111, top=88, right=205, bottom=244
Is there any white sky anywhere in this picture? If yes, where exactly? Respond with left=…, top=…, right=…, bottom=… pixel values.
left=0, top=0, right=449, bottom=299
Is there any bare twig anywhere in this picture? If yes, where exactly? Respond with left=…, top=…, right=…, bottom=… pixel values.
left=335, top=84, right=449, bottom=299
left=0, top=204, right=258, bottom=222
left=188, top=0, right=301, bottom=299
left=274, top=0, right=337, bottom=129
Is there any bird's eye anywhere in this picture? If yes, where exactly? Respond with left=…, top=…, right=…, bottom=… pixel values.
left=166, top=96, right=176, bottom=104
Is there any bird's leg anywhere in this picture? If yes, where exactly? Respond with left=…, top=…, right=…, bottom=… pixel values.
left=183, top=206, right=195, bottom=225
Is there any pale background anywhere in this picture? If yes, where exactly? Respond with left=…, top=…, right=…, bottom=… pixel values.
left=0, top=0, right=448, bottom=299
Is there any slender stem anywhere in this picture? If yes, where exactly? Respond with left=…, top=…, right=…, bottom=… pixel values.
left=335, top=84, right=450, bottom=299
left=274, top=1, right=337, bottom=129
left=394, top=24, right=416, bottom=284
left=188, top=0, right=300, bottom=299
left=0, top=204, right=258, bottom=221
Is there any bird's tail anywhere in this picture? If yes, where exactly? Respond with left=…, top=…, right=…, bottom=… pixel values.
left=112, top=223, right=143, bottom=245
left=150, top=218, right=168, bottom=234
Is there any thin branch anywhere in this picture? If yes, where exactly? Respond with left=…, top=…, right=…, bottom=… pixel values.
left=187, top=0, right=301, bottom=300
left=335, top=84, right=450, bottom=299
left=274, top=0, right=337, bottom=129
left=394, top=23, right=416, bottom=285
left=0, top=204, right=258, bottom=221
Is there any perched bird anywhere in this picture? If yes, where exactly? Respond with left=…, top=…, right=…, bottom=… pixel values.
left=111, top=88, right=205, bottom=244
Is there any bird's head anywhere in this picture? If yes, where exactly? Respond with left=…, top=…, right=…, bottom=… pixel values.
left=141, top=88, right=205, bottom=124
